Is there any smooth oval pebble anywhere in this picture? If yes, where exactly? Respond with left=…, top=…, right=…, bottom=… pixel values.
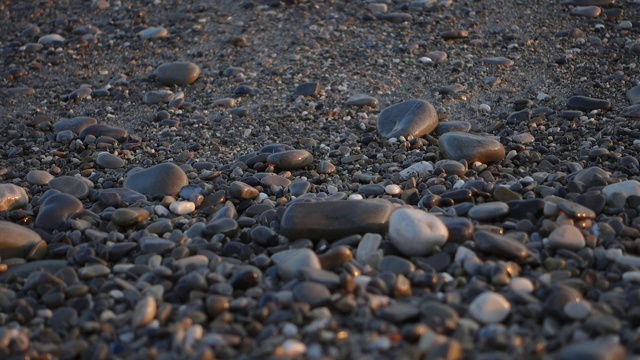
left=272, top=248, right=321, bottom=279
left=438, top=132, right=505, bottom=163
left=52, top=116, right=97, bottom=134
left=80, top=124, right=128, bottom=142
left=96, top=152, right=125, bottom=168
left=169, top=201, right=196, bottom=215
left=388, top=208, right=449, bottom=257
left=509, top=277, right=534, bottom=293
left=480, top=57, right=514, bottom=67
left=547, top=225, right=585, bottom=250
left=266, top=149, right=313, bottom=170
left=346, top=94, right=379, bottom=108
left=280, top=199, right=394, bottom=241
left=35, top=193, right=83, bottom=230
left=111, top=208, right=150, bottom=227
left=26, top=170, right=54, bottom=185
left=0, top=184, right=29, bottom=212
left=123, top=163, right=189, bottom=196
left=156, top=61, right=201, bottom=86
left=474, top=230, right=529, bottom=261
left=468, top=202, right=509, bottom=221
left=38, top=33, right=65, bottom=45
left=377, top=99, right=439, bottom=139
left=139, top=26, right=169, bottom=40
left=566, top=96, right=611, bottom=111
left=48, top=176, right=90, bottom=199
left=570, top=6, right=602, bottom=17
left=0, top=222, right=42, bottom=259
left=468, top=291, right=511, bottom=324
left=132, top=296, right=157, bottom=327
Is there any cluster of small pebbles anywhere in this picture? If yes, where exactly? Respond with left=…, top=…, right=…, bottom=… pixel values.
left=2, top=0, right=640, bottom=358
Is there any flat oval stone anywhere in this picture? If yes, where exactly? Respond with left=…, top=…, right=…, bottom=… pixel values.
left=80, top=124, right=128, bottom=142
left=566, top=96, right=611, bottom=111
left=52, top=116, right=97, bottom=134
left=0, top=222, right=42, bottom=259
left=96, top=152, right=125, bottom=169
left=469, top=291, right=511, bottom=324
left=139, top=26, right=169, bottom=40
left=389, top=208, right=449, bottom=257
left=570, top=6, right=602, bottom=17
left=259, top=175, right=291, bottom=188
left=0, top=184, right=29, bottom=212
left=111, top=208, right=150, bottom=227
left=547, top=225, right=585, bottom=250
left=480, top=57, right=514, bottom=67
left=156, top=61, right=201, bottom=86
left=26, top=170, right=54, bottom=185
left=377, top=99, right=439, bottom=139
left=35, top=193, right=83, bottom=230
left=123, top=163, right=189, bottom=197
left=267, top=149, right=313, bottom=170
left=139, top=236, right=176, bottom=254
left=439, top=132, right=505, bottom=163
left=474, top=230, right=528, bottom=261
left=346, top=94, right=379, bottom=108
left=271, top=248, right=321, bottom=279
left=468, top=202, right=509, bottom=221
left=48, top=176, right=90, bottom=199
left=280, top=199, right=394, bottom=241
left=38, top=33, right=65, bottom=45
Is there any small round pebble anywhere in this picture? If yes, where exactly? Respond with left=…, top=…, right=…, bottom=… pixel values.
left=469, top=291, right=511, bottom=324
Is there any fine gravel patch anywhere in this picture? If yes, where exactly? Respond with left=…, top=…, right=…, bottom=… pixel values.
left=1, top=0, right=640, bottom=358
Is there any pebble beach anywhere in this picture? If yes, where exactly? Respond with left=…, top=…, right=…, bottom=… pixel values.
left=2, top=0, right=640, bottom=358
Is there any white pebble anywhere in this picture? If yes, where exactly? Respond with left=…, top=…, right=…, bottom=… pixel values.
left=348, top=194, right=364, bottom=200
left=279, top=339, right=306, bottom=357
left=419, top=57, right=434, bottom=64
left=478, top=104, right=491, bottom=112
left=509, top=277, right=534, bottom=293
left=169, top=201, right=196, bottom=215
left=384, top=184, right=402, bottom=195
left=389, top=208, right=448, bottom=256
left=469, top=291, right=511, bottom=324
